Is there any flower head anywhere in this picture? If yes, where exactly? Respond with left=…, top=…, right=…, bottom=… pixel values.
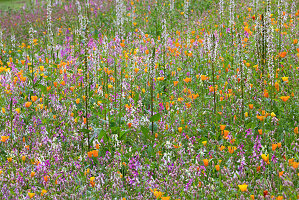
left=280, top=96, right=290, bottom=102
left=238, top=184, right=248, bottom=192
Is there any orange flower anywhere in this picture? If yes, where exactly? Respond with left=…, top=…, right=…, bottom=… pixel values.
left=178, top=127, right=183, bottom=133
left=279, top=171, right=284, bottom=177
left=41, top=189, right=47, bottom=196
left=256, top=115, right=265, bottom=121
left=183, top=77, right=191, bottom=83
left=90, top=177, right=95, bottom=187
left=201, top=75, right=208, bottom=81
left=258, top=129, right=262, bottom=135
left=279, top=52, right=287, bottom=58
left=223, top=130, right=229, bottom=137
left=28, top=193, right=35, bottom=199
left=256, top=166, right=261, bottom=172
left=294, top=127, right=298, bottom=134
left=272, top=144, right=278, bottom=151
left=44, top=176, right=49, bottom=182
left=30, top=171, right=35, bottom=177
left=280, top=96, right=290, bottom=102
left=197, top=181, right=202, bottom=188
left=281, top=77, right=289, bottom=83
left=220, top=125, right=226, bottom=131
left=25, top=102, right=32, bottom=108
left=288, top=158, right=294, bottom=165
left=203, top=159, right=209, bottom=167
left=1, top=136, right=9, bottom=142
left=219, top=145, right=225, bottom=151
left=87, top=151, right=93, bottom=158
left=228, top=146, right=237, bottom=154
left=292, top=162, right=299, bottom=169
left=238, top=184, right=248, bottom=192
left=31, top=96, right=38, bottom=102
left=92, top=150, right=99, bottom=157
left=277, top=142, right=282, bottom=148
left=215, top=165, right=220, bottom=171
left=277, top=196, right=283, bottom=200
left=134, top=68, right=139, bottom=73
left=22, top=156, right=26, bottom=161
left=173, top=81, right=179, bottom=86
left=249, top=104, right=253, bottom=109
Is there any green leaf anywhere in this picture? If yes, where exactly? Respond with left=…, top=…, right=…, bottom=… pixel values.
left=119, top=130, right=128, bottom=141
left=79, top=128, right=91, bottom=134
left=141, top=126, right=149, bottom=135
left=149, top=113, right=161, bottom=122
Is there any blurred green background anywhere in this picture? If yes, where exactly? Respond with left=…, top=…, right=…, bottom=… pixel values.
left=0, top=0, right=31, bottom=10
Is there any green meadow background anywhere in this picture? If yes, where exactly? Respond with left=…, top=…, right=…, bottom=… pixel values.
left=0, top=0, right=31, bottom=10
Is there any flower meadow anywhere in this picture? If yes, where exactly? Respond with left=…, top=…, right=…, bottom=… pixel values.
left=0, top=0, right=298, bottom=199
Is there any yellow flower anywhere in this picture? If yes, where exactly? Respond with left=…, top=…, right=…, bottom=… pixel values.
left=41, top=189, right=47, bottom=196
left=178, top=127, right=183, bottom=133
left=1, top=107, right=5, bottom=113
left=1, top=136, right=9, bottom=142
left=271, top=112, right=276, bottom=117
left=245, top=112, right=248, bottom=117
left=202, top=141, right=207, bottom=146
left=161, top=197, right=171, bottom=200
left=154, top=190, right=164, bottom=199
left=281, top=77, right=288, bottom=83
left=15, top=108, right=20, bottom=114
left=261, top=154, right=269, bottom=163
left=28, top=193, right=35, bottom=198
left=238, top=184, right=248, bottom=192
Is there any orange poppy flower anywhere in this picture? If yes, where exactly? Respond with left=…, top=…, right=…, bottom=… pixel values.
left=272, top=144, right=278, bottom=151
left=280, top=96, right=290, bottom=102
left=228, top=146, right=237, bottom=154
left=279, top=52, right=287, bottom=58
left=25, top=102, right=32, bottom=108
left=203, top=159, right=209, bottom=167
